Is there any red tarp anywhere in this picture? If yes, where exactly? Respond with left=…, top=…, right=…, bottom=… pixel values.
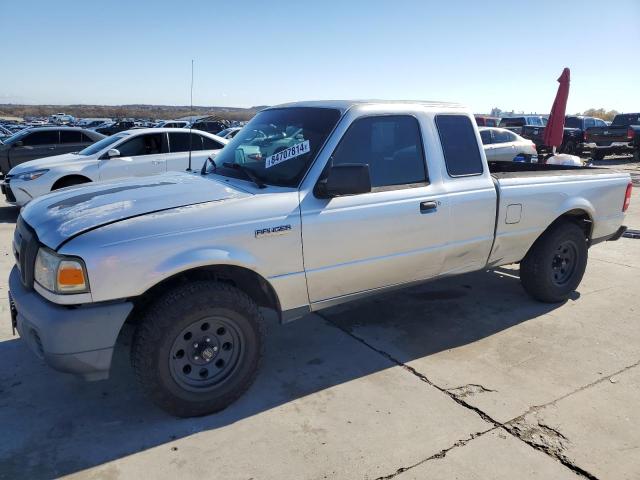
left=543, top=68, right=571, bottom=149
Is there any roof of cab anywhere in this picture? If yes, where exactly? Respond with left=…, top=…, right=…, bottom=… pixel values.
left=268, top=100, right=466, bottom=113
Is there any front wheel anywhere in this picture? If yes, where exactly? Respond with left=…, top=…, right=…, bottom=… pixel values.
left=520, top=221, right=588, bottom=303
left=132, top=281, right=264, bottom=417
left=562, top=141, right=576, bottom=155
left=592, top=150, right=605, bottom=161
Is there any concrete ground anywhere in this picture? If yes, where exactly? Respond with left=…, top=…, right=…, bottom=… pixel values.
left=0, top=159, right=639, bottom=480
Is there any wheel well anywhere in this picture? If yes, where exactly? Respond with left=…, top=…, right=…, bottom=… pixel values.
left=129, top=265, right=281, bottom=324
left=554, top=209, right=593, bottom=241
left=51, top=175, right=91, bottom=190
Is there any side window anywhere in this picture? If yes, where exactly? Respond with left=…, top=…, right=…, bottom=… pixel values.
left=331, top=115, right=427, bottom=189
left=493, top=129, right=515, bottom=143
left=168, top=132, right=192, bottom=152
left=435, top=115, right=484, bottom=177
left=202, top=135, right=224, bottom=150
left=117, top=133, right=165, bottom=157
left=584, top=118, right=596, bottom=129
left=594, top=119, right=607, bottom=127
left=80, top=133, right=95, bottom=143
left=60, top=130, right=83, bottom=143
left=479, top=130, right=492, bottom=145
left=23, top=131, right=59, bottom=146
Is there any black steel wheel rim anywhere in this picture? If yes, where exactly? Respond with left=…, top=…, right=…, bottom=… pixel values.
left=169, top=316, right=243, bottom=391
left=551, top=240, right=578, bottom=286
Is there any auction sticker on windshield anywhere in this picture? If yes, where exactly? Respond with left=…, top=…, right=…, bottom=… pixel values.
left=265, top=140, right=310, bottom=169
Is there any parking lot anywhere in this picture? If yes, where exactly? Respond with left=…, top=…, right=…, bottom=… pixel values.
left=0, top=158, right=639, bottom=480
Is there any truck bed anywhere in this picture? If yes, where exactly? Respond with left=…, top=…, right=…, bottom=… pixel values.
left=488, top=161, right=613, bottom=179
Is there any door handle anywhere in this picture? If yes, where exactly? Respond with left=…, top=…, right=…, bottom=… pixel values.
left=48, top=147, right=55, bottom=150
left=420, top=200, right=438, bottom=213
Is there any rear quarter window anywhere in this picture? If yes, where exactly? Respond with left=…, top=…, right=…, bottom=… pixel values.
left=435, top=115, right=484, bottom=177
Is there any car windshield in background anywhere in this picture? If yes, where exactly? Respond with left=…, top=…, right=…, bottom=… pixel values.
left=210, top=107, right=341, bottom=187
left=1, top=129, right=30, bottom=145
left=611, top=114, right=640, bottom=127
left=78, top=133, right=127, bottom=155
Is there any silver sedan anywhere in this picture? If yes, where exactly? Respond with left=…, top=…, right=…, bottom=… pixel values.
left=479, top=127, right=538, bottom=162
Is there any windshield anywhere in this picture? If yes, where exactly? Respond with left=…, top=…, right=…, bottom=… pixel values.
left=78, top=133, right=127, bottom=155
left=209, top=107, right=341, bottom=187
left=217, top=128, right=231, bottom=137
left=1, top=129, right=30, bottom=145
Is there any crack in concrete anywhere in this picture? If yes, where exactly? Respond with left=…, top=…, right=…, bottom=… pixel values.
left=512, top=359, right=640, bottom=421
left=317, top=313, right=602, bottom=480
left=373, top=429, right=495, bottom=480
left=446, top=383, right=497, bottom=398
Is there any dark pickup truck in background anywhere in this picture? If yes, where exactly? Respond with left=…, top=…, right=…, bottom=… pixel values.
left=585, top=113, right=640, bottom=160
left=498, top=116, right=546, bottom=134
left=521, top=116, right=608, bottom=157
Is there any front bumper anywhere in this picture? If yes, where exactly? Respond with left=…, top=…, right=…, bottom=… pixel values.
left=1, top=180, right=32, bottom=206
left=9, top=266, right=134, bottom=381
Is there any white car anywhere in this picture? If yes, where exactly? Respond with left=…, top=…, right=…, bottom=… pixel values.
left=216, top=127, right=242, bottom=139
left=479, top=127, right=538, bottom=162
left=2, top=128, right=227, bottom=206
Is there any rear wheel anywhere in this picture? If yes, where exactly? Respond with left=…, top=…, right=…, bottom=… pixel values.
left=520, top=221, right=588, bottom=303
left=634, top=149, right=639, bottom=162
left=592, top=150, right=605, bottom=161
left=131, top=281, right=264, bottom=417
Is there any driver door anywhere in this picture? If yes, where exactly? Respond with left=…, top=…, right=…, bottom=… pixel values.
left=99, top=133, right=167, bottom=180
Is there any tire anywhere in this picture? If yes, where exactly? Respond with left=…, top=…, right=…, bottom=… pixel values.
left=131, top=281, right=264, bottom=417
left=592, top=151, right=605, bottom=161
left=52, top=176, right=90, bottom=190
left=634, top=149, right=639, bottom=162
left=520, top=221, right=588, bottom=303
left=562, top=141, right=576, bottom=155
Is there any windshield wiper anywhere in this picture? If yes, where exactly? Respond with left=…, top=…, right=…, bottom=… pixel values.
left=222, top=162, right=266, bottom=189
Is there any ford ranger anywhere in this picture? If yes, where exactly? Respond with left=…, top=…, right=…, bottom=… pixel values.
left=8, top=101, right=633, bottom=417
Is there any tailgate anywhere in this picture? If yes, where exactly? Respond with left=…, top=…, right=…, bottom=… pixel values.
left=586, top=127, right=628, bottom=145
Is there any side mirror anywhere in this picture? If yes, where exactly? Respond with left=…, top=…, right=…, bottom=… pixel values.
left=315, top=163, right=371, bottom=198
left=106, top=148, right=120, bottom=158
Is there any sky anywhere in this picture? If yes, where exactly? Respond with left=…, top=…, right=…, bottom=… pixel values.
left=1, top=0, right=639, bottom=114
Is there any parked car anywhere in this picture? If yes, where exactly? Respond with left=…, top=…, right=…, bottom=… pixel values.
left=584, top=113, right=640, bottom=160
left=498, top=116, right=546, bottom=134
left=0, top=125, right=12, bottom=143
left=95, top=120, right=136, bottom=136
left=155, top=120, right=190, bottom=129
left=8, top=100, right=632, bottom=417
left=76, top=118, right=113, bottom=129
left=521, top=116, right=608, bottom=156
left=479, top=127, right=537, bottom=162
left=216, top=127, right=242, bottom=139
left=0, top=127, right=105, bottom=174
left=190, top=119, right=228, bottom=135
left=475, top=115, right=499, bottom=127
left=2, top=128, right=227, bottom=206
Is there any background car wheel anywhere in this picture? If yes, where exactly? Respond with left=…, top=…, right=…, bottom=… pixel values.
left=131, top=281, right=264, bottom=417
left=592, top=151, right=605, bottom=161
left=634, top=150, right=639, bottom=162
left=520, top=220, right=588, bottom=303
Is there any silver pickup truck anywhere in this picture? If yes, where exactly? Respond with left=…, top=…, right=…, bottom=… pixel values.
left=9, top=101, right=633, bottom=417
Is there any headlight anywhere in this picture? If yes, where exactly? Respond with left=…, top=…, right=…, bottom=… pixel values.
left=14, top=169, right=49, bottom=181
left=34, top=248, right=89, bottom=294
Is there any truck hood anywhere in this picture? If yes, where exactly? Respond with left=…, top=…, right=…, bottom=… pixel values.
left=21, top=172, right=250, bottom=249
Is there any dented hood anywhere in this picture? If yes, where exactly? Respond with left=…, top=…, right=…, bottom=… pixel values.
left=21, top=172, right=250, bottom=249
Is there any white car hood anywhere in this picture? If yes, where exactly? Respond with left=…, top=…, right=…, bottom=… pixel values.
left=20, top=172, right=250, bottom=249
left=9, top=153, right=88, bottom=175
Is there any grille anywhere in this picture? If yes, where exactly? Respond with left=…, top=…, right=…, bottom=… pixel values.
left=15, top=215, right=39, bottom=290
